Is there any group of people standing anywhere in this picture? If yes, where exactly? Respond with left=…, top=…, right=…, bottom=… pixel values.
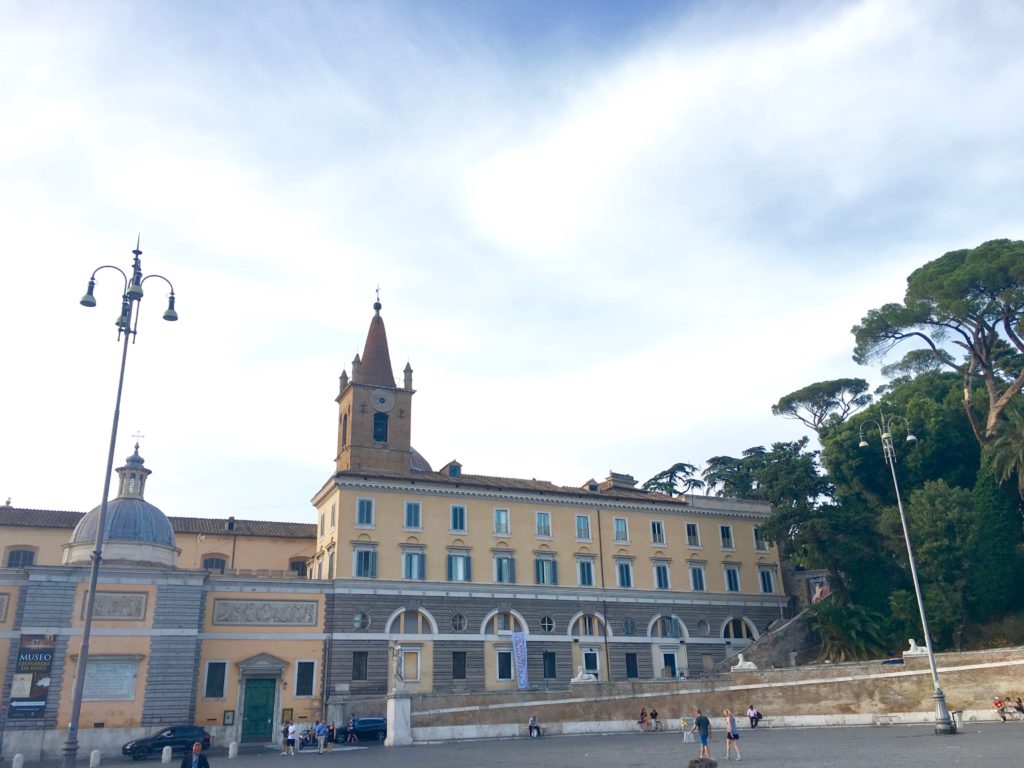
left=279, top=719, right=343, bottom=755
left=637, top=707, right=662, bottom=732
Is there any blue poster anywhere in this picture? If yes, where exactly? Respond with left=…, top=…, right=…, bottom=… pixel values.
left=511, top=631, right=529, bottom=689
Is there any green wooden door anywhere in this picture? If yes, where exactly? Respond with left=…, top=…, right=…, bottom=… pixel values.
left=241, top=678, right=276, bottom=742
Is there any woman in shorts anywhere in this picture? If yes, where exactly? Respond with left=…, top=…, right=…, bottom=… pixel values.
left=724, top=709, right=742, bottom=761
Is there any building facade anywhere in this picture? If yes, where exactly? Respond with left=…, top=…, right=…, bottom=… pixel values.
left=0, top=300, right=784, bottom=758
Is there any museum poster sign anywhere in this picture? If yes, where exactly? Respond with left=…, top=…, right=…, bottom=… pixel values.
left=8, top=634, right=55, bottom=719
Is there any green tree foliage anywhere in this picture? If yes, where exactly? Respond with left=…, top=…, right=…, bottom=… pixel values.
left=988, top=402, right=1024, bottom=497
left=967, top=453, right=1024, bottom=620
left=852, top=239, right=1024, bottom=445
left=809, top=598, right=889, bottom=662
left=771, top=378, right=872, bottom=434
left=641, top=462, right=705, bottom=496
left=702, top=448, right=764, bottom=498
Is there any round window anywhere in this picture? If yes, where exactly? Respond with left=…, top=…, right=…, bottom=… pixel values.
left=352, top=611, right=371, bottom=630
left=697, top=619, right=711, bottom=636
left=540, top=616, right=555, bottom=632
left=451, top=613, right=467, bottom=631
left=622, top=617, right=636, bottom=636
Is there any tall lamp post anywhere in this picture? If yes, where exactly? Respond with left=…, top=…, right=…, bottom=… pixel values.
left=858, top=413, right=955, bottom=736
left=62, top=240, right=178, bottom=768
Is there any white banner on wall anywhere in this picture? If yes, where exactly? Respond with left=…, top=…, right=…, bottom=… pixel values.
left=511, top=631, right=529, bottom=689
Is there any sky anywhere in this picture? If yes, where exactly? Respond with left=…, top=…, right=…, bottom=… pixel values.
left=1, top=0, right=1022, bottom=523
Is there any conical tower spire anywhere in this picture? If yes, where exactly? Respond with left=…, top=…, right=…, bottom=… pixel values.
left=357, top=295, right=396, bottom=387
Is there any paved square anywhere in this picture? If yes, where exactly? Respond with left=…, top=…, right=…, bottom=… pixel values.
left=232, top=723, right=1020, bottom=768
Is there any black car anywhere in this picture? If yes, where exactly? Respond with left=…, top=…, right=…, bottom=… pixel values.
left=122, top=726, right=211, bottom=760
left=336, top=717, right=387, bottom=742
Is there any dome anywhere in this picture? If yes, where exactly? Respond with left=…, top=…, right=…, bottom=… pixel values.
left=63, top=443, right=179, bottom=567
left=410, top=447, right=433, bottom=473
left=71, top=498, right=175, bottom=548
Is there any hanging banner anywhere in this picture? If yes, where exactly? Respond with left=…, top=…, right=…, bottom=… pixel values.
left=8, top=634, right=55, bottom=719
left=511, top=631, right=529, bottom=689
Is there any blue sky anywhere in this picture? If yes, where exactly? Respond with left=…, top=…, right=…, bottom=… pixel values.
left=2, top=0, right=1022, bottom=521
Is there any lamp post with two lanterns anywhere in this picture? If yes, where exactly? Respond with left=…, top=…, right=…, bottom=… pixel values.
left=61, top=240, right=178, bottom=768
left=858, top=412, right=955, bottom=735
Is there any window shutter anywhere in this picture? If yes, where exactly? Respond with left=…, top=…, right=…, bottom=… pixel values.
left=418, top=554, right=425, bottom=580
left=369, top=551, right=377, bottom=578
left=466, top=556, right=472, bottom=581
left=551, top=560, right=558, bottom=585
left=509, top=558, right=516, bottom=584
left=535, top=559, right=542, bottom=584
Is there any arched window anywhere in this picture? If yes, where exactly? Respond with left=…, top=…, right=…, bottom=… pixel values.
left=485, top=611, right=524, bottom=634
left=390, top=609, right=433, bottom=635
left=6, top=548, right=36, bottom=568
left=724, top=618, right=756, bottom=640
left=373, top=412, right=389, bottom=442
left=654, top=615, right=682, bottom=638
left=203, top=556, right=227, bottom=573
left=341, top=414, right=348, bottom=448
left=570, top=613, right=605, bottom=638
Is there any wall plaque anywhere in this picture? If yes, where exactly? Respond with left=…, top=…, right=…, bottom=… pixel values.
left=212, top=599, right=318, bottom=626
left=82, top=591, right=148, bottom=621
left=83, top=658, right=139, bottom=701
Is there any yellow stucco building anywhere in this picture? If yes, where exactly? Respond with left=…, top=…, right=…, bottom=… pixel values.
left=0, top=299, right=784, bottom=759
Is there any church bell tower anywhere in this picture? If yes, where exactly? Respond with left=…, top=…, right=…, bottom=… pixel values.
left=335, top=298, right=414, bottom=474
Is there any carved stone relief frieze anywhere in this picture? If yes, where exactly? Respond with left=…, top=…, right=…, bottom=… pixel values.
left=213, top=599, right=318, bottom=626
left=82, top=591, right=148, bottom=621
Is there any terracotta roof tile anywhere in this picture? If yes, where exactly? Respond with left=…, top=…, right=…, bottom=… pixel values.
left=0, top=507, right=315, bottom=538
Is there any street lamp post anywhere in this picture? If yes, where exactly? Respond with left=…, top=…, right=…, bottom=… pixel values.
left=62, top=240, right=178, bottom=768
left=858, top=413, right=955, bottom=736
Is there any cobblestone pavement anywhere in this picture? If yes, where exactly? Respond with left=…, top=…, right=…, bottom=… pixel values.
left=17, top=723, right=1024, bottom=768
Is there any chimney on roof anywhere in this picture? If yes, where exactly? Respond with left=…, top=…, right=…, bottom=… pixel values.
left=225, top=516, right=236, bottom=531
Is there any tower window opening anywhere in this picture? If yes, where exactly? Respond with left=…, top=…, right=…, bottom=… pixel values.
left=373, top=412, right=389, bottom=442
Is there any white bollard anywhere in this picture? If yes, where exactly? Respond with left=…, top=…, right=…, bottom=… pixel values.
left=90, top=749, right=102, bottom=767
left=162, top=746, right=173, bottom=763
left=12, top=754, right=24, bottom=768
left=229, top=742, right=239, bottom=759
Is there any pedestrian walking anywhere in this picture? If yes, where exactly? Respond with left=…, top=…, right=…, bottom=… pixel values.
left=180, top=743, right=210, bottom=768
left=316, top=720, right=328, bottom=753
left=690, top=709, right=712, bottom=760
left=723, top=709, right=742, bottom=761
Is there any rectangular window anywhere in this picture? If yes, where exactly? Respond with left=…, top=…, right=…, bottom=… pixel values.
left=575, top=514, right=591, bottom=540
left=327, top=551, right=335, bottom=579
left=402, top=649, right=420, bottom=682
left=352, top=652, right=368, bottom=681
left=295, top=661, right=315, bottom=697
left=616, top=560, right=633, bottom=588
left=654, top=561, right=670, bottom=590
left=494, top=508, right=510, bottom=536
left=578, top=558, right=594, bottom=587
left=497, top=649, right=513, bottom=680
left=447, top=552, right=472, bottom=582
left=316, top=558, right=323, bottom=579
left=651, top=520, right=665, bottom=545
left=354, top=548, right=377, bottom=578
left=725, top=565, right=740, bottom=592
left=720, top=525, right=734, bottom=550
left=690, top=564, right=706, bottom=592
left=686, top=523, right=700, bottom=547
left=760, top=568, right=775, bottom=594
left=535, top=557, right=558, bottom=585
left=204, top=661, right=226, bottom=698
left=754, top=526, right=769, bottom=552
left=330, top=503, right=336, bottom=527
left=403, top=550, right=425, bottom=580
left=495, top=554, right=516, bottom=584
left=535, top=511, right=551, bottom=538
left=404, top=501, right=422, bottom=529
left=451, top=505, right=467, bottom=533
left=625, top=653, right=639, bottom=679
left=452, top=651, right=467, bottom=680
left=613, top=517, right=629, bottom=543
left=543, top=651, right=557, bottom=679
left=319, top=514, right=324, bottom=535
left=356, top=498, right=374, bottom=527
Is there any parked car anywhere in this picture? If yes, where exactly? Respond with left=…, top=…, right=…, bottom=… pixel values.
left=336, top=717, right=387, bottom=742
left=122, top=726, right=211, bottom=760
